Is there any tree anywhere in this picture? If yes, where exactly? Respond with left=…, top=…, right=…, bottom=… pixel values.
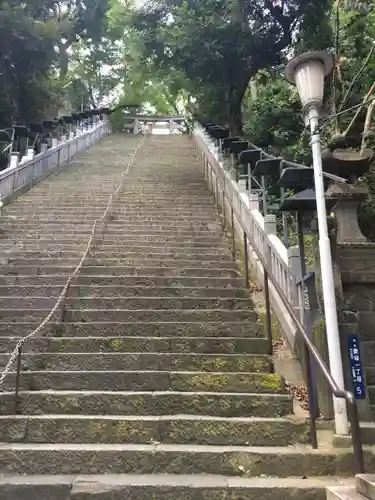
left=132, top=0, right=332, bottom=135
left=49, top=0, right=110, bottom=77
left=243, top=73, right=310, bottom=162
left=0, top=0, right=59, bottom=126
left=106, top=4, right=188, bottom=114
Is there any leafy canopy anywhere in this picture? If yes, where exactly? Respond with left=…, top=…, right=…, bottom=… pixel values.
left=132, top=0, right=332, bottom=132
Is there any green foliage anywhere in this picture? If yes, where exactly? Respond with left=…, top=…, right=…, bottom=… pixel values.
left=132, top=0, right=332, bottom=134
left=243, top=75, right=311, bottom=164
left=0, top=0, right=112, bottom=129
left=238, top=2, right=375, bottom=241
left=0, top=0, right=58, bottom=126
left=108, top=108, right=127, bottom=132
left=106, top=4, right=188, bottom=114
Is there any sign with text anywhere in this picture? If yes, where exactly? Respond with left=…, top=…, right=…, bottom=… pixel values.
left=348, top=334, right=366, bottom=400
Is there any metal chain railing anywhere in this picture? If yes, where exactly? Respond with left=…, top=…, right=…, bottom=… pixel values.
left=0, top=136, right=145, bottom=390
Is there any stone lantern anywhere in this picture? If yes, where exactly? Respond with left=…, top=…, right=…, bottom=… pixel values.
left=323, top=148, right=374, bottom=244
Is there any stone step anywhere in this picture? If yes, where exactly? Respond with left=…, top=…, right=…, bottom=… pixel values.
left=0, top=297, right=253, bottom=310
left=357, top=474, right=375, bottom=500
left=3, top=370, right=285, bottom=392
left=0, top=250, right=234, bottom=261
left=0, top=321, right=264, bottom=338
left=0, top=266, right=241, bottom=278
left=1, top=230, right=225, bottom=239
left=2, top=221, right=222, bottom=231
left=3, top=211, right=221, bottom=219
left=28, top=189, right=212, bottom=195
left=0, top=415, right=309, bottom=446
left=0, top=242, right=233, bottom=252
left=3, top=217, right=223, bottom=226
left=10, top=352, right=271, bottom=372
left=0, top=443, right=368, bottom=476
left=326, top=486, right=365, bottom=500
left=0, top=309, right=258, bottom=323
left=5, top=208, right=220, bottom=216
left=2, top=235, right=229, bottom=244
left=0, top=275, right=245, bottom=289
left=3, top=258, right=237, bottom=270
left=0, top=390, right=289, bottom=417
left=2, top=211, right=221, bottom=218
left=65, top=308, right=257, bottom=323
left=72, top=296, right=251, bottom=309
left=2, top=227, right=224, bottom=238
left=0, top=285, right=249, bottom=299
left=0, top=336, right=269, bottom=354
left=8, top=201, right=218, bottom=209
left=0, top=474, right=355, bottom=500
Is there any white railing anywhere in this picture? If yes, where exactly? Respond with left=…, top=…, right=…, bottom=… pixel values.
left=0, top=120, right=110, bottom=202
left=192, top=123, right=302, bottom=344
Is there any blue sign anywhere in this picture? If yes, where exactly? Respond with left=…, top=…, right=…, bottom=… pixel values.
left=348, top=334, right=366, bottom=400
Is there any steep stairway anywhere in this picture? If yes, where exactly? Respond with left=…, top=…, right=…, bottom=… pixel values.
left=328, top=474, right=375, bottom=500
left=0, top=134, right=369, bottom=498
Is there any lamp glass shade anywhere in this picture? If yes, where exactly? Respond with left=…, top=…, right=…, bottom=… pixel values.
left=294, top=59, right=325, bottom=108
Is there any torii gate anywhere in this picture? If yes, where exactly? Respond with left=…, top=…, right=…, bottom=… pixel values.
left=122, top=114, right=186, bottom=135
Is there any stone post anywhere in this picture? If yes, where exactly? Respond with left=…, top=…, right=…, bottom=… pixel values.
left=9, top=153, right=19, bottom=169
left=310, top=214, right=372, bottom=421
left=264, top=214, right=277, bottom=236
left=335, top=242, right=374, bottom=422
left=133, top=118, right=140, bottom=135
left=287, top=246, right=302, bottom=308
left=248, top=193, right=259, bottom=212
left=21, top=148, right=35, bottom=163
left=327, top=182, right=368, bottom=244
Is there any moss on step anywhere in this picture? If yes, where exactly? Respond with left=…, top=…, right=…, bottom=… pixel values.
left=106, top=338, right=125, bottom=352
left=0, top=391, right=294, bottom=418
left=257, top=311, right=283, bottom=342
left=170, top=372, right=285, bottom=393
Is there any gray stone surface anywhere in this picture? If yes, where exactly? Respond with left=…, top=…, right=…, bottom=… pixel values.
left=0, top=390, right=293, bottom=417
left=0, top=475, right=354, bottom=500
left=0, top=134, right=352, bottom=492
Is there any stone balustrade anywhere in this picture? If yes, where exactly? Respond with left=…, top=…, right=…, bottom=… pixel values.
left=0, top=119, right=109, bottom=203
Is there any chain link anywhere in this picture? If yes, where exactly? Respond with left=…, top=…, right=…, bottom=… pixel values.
left=0, top=137, right=145, bottom=386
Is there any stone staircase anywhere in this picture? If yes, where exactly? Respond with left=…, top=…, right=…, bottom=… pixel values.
left=329, top=475, right=375, bottom=500
left=0, top=134, right=371, bottom=498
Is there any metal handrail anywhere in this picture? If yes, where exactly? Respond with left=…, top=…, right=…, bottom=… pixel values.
left=1, top=144, right=11, bottom=154
left=193, top=126, right=365, bottom=473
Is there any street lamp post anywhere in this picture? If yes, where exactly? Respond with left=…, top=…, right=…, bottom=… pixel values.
left=285, top=51, right=349, bottom=436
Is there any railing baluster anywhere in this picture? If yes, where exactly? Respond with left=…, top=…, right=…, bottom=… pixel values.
left=243, top=231, right=249, bottom=288
left=231, top=207, right=235, bottom=260
left=0, top=123, right=106, bottom=205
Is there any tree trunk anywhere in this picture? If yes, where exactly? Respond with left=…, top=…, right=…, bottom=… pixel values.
left=227, top=86, right=244, bottom=136
left=58, top=42, right=70, bottom=78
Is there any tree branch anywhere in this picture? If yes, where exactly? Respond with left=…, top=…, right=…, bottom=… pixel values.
left=338, top=42, right=375, bottom=113
left=343, top=81, right=375, bottom=138
left=361, top=98, right=375, bottom=154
